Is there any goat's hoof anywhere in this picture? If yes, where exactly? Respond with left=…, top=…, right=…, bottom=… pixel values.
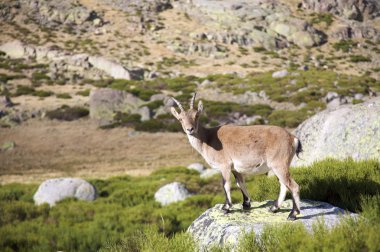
left=287, top=212, right=297, bottom=221
left=268, top=205, right=279, bottom=213
left=222, top=204, right=232, bottom=213
left=242, top=202, right=251, bottom=210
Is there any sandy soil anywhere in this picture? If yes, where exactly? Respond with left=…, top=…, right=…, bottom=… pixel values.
left=0, top=119, right=203, bottom=184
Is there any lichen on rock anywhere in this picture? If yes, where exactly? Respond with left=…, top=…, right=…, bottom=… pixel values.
left=188, top=200, right=357, bottom=249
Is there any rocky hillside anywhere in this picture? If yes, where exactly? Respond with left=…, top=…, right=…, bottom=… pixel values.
left=0, top=0, right=380, bottom=180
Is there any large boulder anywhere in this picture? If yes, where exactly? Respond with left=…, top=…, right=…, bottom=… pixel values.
left=154, top=182, right=191, bottom=206
left=33, top=178, right=96, bottom=206
left=89, top=88, right=144, bottom=122
left=293, top=97, right=380, bottom=167
left=188, top=200, right=357, bottom=249
left=88, top=56, right=131, bottom=80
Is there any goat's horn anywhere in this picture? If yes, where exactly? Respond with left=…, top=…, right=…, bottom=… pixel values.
left=190, top=92, right=197, bottom=109
left=171, top=97, right=184, bottom=111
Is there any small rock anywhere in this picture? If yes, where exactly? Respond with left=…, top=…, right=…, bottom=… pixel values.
left=325, top=91, right=339, bottom=103
left=200, top=79, right=212, bottom=87
left=200, top=169, right=220, bottom=178
left=354, top=93, right=364, bottom=100
left=272, top=70, right=288, bottom=78
left=187, top=163, right=206, bottom=173
left=258, top=90, right=268, bottom=100
left=33, top=178, right=97, bottom=206
left=0, top=40, right=25, bottom=58
left=154, top=182, right=191, bottom=206
left=0, top=96, right=13, bottom=108
left=137, top=106, right=150, bottom=121
left=1, top=141, right=15, bottom=151
left=93, top=18, right=103, bottom=27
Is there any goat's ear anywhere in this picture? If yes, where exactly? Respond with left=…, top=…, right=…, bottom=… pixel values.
left=197, top=100, right=203, bottom=113
left=171, top=107, right=180, bottom=119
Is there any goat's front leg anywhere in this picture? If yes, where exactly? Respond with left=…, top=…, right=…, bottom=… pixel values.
left=221, top=166, right=233, bottom=213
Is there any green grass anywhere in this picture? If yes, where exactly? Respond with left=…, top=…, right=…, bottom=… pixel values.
left=333, top=40, right=357, bottom=53
left=0, top=159, right=379, bottom=251
left=56, top=93, right=72, bottom=99
left=350, top=55, right=371, bottom=63
left=310, top=12, right=334, bottom=27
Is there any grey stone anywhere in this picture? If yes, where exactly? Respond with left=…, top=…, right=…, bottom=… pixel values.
left=154, top=182, right=191, bottom=206
left=293, top=97, right=380, bottom=167
left=272, top=69, right=288, bottom=78
left=33, top=178, right=96, bottom=206
left=137, top=106, right=151, bottom=121
left=1, top=141, right=15, bottom=151
left=187, top=163, right=206, bottom=173
left=188, top=200, right=357, bottom=249
left=89, top=88, right=144, bottom=121
left=200, top=169, right=221, bottom=178
left=354, top=93, right=364, bottom=100
left=325, top=91, right=339, bottom=103
left=0, top=96, right=13, bottom=109
left=88, top=56, right=131, bottom=80
left=0, top=40, right=25, bottom=58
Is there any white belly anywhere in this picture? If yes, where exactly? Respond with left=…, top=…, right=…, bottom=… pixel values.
left=232, top=160, right=271, bottom=175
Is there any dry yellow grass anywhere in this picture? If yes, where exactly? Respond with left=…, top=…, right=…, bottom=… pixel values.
left=0, top=119, right=203, bottom=184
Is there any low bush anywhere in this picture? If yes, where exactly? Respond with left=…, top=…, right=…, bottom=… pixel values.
left=46, top=106, right=89, bottom=121
left=333, top=40, right=357, bottom=52
left=267, top=109, right=309, bottom=128
left=76, top=89, right=91, bottom=96
left=56, top=93, right=72, bottom=99
left=350, top=55, right=371, bottom=63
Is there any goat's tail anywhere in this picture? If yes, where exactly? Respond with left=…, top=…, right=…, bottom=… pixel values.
left=294, top=137, right=303, bottom=159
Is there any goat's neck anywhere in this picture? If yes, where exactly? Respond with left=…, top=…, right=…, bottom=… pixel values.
left=187, top=125, right=208, bottom=155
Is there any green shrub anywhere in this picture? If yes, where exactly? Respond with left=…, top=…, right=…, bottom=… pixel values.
left=46, top=106, right=89, bottom=121
left=349, top=55, right=371, bottom=63
left=268, top=109, right=308, bottom=128
left=333, top=40, right=357, bottom=53
left=33, top=90, right=53, bottom=97
left=14, top=85, right=35, bottom=96
left=311, top=13, right=334, bottom=27
left=76, top=89, right=91, bottom=96
left=56, top=93, right=72, bottom=99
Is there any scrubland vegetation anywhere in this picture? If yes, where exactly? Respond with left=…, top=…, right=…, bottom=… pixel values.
left=0, top=159, right=379, bottom=251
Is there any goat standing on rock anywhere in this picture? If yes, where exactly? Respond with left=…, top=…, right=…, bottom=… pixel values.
left=171, top=93, right=303, bottom=220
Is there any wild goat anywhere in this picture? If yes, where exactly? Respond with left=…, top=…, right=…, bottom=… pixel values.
left=171, top=93, right=302, bottom=220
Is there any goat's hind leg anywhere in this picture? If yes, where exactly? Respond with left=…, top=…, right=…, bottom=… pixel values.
left=270, top=167, right=301, bottom=220
left=232, top=171, right=251, bottom=210
left=269, top=181, right=287, bottom=213
left=221, top=166, right=233, bottom=213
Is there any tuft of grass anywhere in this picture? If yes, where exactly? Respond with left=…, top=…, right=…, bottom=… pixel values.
left=310, top=12, right=334, bottom=27
left=349, top=55, right=371, bottom=63
left=46, top=106, right=89, bottom=121
left=76, top=89, right=91, bottom=96
left=56, top=93, right=72, bottom=99
left=333, top=40, right=357, bottom=53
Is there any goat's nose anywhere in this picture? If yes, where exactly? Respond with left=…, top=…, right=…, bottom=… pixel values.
left=187, top=127, right=194, bottom=133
